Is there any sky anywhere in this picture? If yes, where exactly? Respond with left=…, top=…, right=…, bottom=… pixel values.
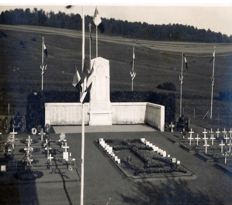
left=0, top=1, right=232, bottom=36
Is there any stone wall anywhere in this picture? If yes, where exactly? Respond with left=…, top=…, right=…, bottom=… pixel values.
left=45, top=102, right=165, bottom=131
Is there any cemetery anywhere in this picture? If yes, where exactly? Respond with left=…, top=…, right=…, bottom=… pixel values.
left=1, top=14, right=232, bottom=204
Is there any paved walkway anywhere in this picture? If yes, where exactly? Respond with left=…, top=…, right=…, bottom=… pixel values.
left=52, top=124, right=157, bottom=134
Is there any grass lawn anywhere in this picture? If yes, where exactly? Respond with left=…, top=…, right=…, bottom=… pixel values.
left=1, top=25, right=232, bottom=129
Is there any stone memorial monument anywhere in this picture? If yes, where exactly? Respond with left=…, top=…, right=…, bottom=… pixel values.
left=89, top=57, right=112, bottom=125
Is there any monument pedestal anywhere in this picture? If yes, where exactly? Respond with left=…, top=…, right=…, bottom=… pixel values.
left=88, top=57, right=112, bottom=125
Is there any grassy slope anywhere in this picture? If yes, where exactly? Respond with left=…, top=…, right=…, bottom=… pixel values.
left=1, top=25, right=232, bottom=128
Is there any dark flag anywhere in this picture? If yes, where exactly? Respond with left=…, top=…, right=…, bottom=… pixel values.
left=72, top=64, right=82, bottom=92
left=183, top=54, right=188, bottom=70
left=209, top=50, right=215, bottom=63
left=66, top=5, right=72, bottom=9
left=44, top=44, right=48, bottom=57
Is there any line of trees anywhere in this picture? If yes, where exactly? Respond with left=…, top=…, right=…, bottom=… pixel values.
left=1, top=8, right=232, bottom=43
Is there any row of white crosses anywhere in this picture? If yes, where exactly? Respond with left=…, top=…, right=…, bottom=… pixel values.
left=99, top=138, right=121, bottom=164
left=140, top=138, right=181, bottom=165
left=188, top=128, right=232, bottom=161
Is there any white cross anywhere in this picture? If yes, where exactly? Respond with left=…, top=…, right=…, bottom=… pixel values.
left=229, top=129, right=232, bottom=139
left=39, top=130, right=46, bottom=141
left=10, top=127, right=17, bottom=141
left=219, top=140, right=225, bottom=153
left=26, top=136, right=32, bottom=146
left=188, top=128, right=194, bottom=145
left=222, top=128, right=227, bottom=138
left=195, top=134, right=201, bottom=145
left=202, top=129, right=208, bottom=141
left=45, top=146, right=52, bottom=157
left=228, top=140, right=232, bottom=153
left=203, top=141, right=210, bottom=153
left=47, top=153, right=53, bottom=162
left=61, top=142, right=69, bottom=153
left=225, top=134, right=230, bottom=144
left=202, top=129, right=208, bottom=143
left=169, top=122, right=175, bottom=132
left=215, top=128, right=220, bottom=139
left=24, top=146, right=33, bottom=152
left=210, top=133, right=216, bottom=145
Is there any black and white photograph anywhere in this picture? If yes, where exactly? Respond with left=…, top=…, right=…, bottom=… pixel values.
left=0, top=1, right=232, bottom=204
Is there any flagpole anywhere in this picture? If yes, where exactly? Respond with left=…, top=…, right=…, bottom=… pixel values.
left=179, top=52, right=184, bottom=117
left=130, top=47, right=136, bottom=91
left=210, top=46, right=216, bottom=120
left=89, top=23, right=92, bottom=69
left=80, top=6, right=85, bottom=205
left=41, top=37, right=44, bottom=91
left=96, top=25, right=98, bottom=58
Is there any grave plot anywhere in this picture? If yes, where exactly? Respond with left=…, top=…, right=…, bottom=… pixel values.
left=0, top=132, right=79, bottom=185
left=178, top=127, right=232, bottom=175
left=95, top=138, right=196, bottom=180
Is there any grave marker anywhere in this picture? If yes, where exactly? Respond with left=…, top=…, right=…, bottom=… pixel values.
left=222, top=128, right=227, bottom=138
left=169, top=121, right=175, bottom=132
left=203, top=140, right=210, bottom=153
left=219, top=140, right=225, bottom=153
left=188, top=128, right=194, bottom=145
left=39, top=129, right=46, bottom=141
left=225, top=134, right=230, bottom=144
left=61, top=142, right=69, bottom=161
left=228, top=140, right=232, bottom=153
left=210, top=133, right=216, bottom=145
left=229, top=129, right=232, bottom=139
left=9, top=127, right=17, bottom=141
left=202, top=129, right=208, bottom=142
left=195, top=134, right=201, bottom=146
left=215, top=128, right=220, bottom=139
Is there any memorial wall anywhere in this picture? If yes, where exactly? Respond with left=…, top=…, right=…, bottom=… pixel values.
left=45, top=102, right=165, bottom=131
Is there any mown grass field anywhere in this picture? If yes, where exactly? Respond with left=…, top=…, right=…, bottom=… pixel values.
left=1, top=24, right=232, bottom=129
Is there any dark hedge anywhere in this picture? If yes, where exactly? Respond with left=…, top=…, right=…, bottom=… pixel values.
left=26, top=91, right=175, bottom=131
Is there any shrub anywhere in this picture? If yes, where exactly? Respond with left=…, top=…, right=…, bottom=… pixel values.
left=157, top=82, right=176, bottom=91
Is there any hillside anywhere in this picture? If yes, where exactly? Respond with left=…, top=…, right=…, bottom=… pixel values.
left=1, top=24, right=232, bottom=128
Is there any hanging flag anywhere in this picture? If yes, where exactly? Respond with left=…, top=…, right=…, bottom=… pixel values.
left=85, top=61, right=95, bottom=92
left=93, top=7, right=104, bottom=33
left=130, top=48, right=135, bottom=65
left=209, top=50, right=215, bottom=63
left=44, top=44, right=48, bottom=57
left=183, top=54, right=188, bottom=70
left=93, top=7, right=102, bottom=26
left=72, top=65, right=82, bottom=92
left=80, top=65, right=94, bottom=103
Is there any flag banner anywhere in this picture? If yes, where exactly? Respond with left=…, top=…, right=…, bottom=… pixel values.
left=98, top=22, right=105, bottom=33
left=72, top=67, right=82, bottom=92
left=93, top=7, right=102, bottom=26
left=85, top=62, right=95, bottom=91
left=209, top=50, right=215, bottom=63
left=183, top=54, right=188, bottom=69
left=44, top=44, right=48, bottom=57
left=80, top=91, right=87, bottom=103
left=130, top=48, right=135, bottom=65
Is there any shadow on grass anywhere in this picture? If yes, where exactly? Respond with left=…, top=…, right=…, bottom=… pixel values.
left=119, top=178, right=224, bottom=205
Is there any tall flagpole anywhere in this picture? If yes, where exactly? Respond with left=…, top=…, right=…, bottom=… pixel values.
left=179, top=52, right=184, bottom=117
left=80, top=6, right=85, bottom=205
left=89, top=23, right=92, bottom=70
left=40, top=36, right=47, bottom=91
left=96, top=24, right=98, bottom=58
left=210, top=46, right=216, bottom=120
left=130, top=47, right=136, bottom=91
